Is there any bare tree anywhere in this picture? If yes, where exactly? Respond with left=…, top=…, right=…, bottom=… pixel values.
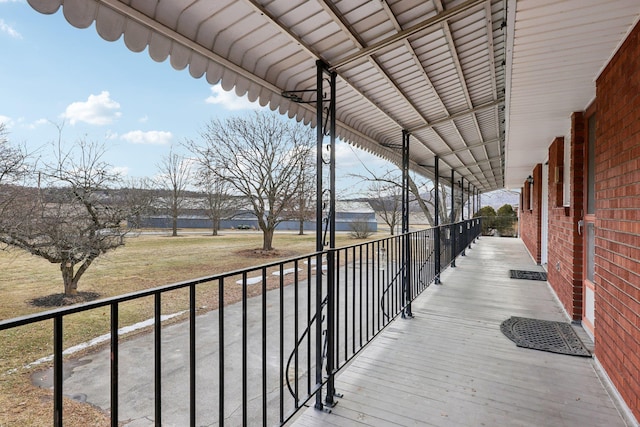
left=186, top=112, right=315, bottom=251
left=366, top=172, right=402, bottom=235
left=0, top=138, right=131, bottom=295
left=352, top=164, right=463, bottom=227
left=197, top=167, right=236, bottom=236
left=118, top=177, right=156, bottom=229
left=0, top=123, right=28, bottom=185
left=0, top=124, right=32, bottom=222
left=155, top=147, right=191, bottom=237
left=283, top=153, right=316, bottom=235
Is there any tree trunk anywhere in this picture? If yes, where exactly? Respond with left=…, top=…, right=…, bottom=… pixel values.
left=262, top=228, right=274, bottom=251
left=172, top=215, right=178, bottom=236
left=298, top=219, right=304, bottom=235
left=61, top=263, right=77, bottom=295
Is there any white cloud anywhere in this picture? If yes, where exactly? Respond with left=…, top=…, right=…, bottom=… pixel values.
left=121, top=130, right=172, bottom=145
left=27, top=118, right=48, bottom=129
left=0, top=115, right=14, bottom=127
left=0, top=19, right=22, bottom=39
left=138, top=115, right=149, bottom=123
left=62, top=91, right=122, bottom=125
left=205, top=85, right=262, bottom=111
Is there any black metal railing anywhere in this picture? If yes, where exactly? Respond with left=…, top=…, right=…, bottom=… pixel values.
left=0, top=219, right=481, bottom=427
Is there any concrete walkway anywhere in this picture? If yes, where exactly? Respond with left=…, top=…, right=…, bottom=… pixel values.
left=291, top=237, right=632, bottom=427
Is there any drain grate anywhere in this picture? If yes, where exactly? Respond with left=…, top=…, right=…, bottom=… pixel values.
left=509, top=270, right=547, bottom=281
left=500, top=316, right=591, bottom=357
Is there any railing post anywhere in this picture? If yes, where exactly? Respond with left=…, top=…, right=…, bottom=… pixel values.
left=434, top=156, right=441, bottom=284
left=54, top=316, right=63, bottom=427
left=474, top=189, right=480, bottom=242
left=401, top=130, right=413, bottom=318
left=325, top=68, right=338, bottom=408
left=451, top=169, right=456, bottom=268
left=468, top=182, right=473, bottom=250
left=314, top=60, right=325, bottom=410
left=154, top=293, right=162, bottom=426
left=189, top=285, right=196, bottom=427
left=325, top=248, right=336, bottom=406
left=460, top=177, right=466, bottom=257
left=110, top=304, right=119, bottom=427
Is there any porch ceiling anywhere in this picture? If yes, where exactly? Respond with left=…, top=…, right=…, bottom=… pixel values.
left=504, top=0, right=640, bottom=189
left=26, top=0, right=640, bottom=192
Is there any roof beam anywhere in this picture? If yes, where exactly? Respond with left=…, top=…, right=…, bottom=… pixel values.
left=407, top=99, right=504, bottom=133
left=330, top=0, right=487, bottom=70
left=434, top=0, right=495, bottom=187
left=436, top=138, right=501, bottom=157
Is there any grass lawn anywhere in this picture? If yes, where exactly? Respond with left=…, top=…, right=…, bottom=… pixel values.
left=0, top=229, right=379, bottom=425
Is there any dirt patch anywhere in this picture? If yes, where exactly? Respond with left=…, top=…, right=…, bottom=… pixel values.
left=235, top=248, right=298, bottom=258
left=29, top=292, right=100, bottom=308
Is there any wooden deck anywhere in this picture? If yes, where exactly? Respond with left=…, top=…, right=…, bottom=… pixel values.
left=290, top=237, right=630, bottom=427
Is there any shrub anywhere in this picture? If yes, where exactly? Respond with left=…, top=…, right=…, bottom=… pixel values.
left=349, top=218, right=374, bottom=239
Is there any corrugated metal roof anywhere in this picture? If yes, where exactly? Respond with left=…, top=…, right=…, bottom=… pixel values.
left=26, top=0, right=640, bottom=192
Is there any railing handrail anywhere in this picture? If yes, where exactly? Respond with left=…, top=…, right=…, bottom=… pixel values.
left=0, top=249, right=323, bottom=330
left=0, top=223, right=475, bottom=329
left=1, top=218, right=482, bottom=426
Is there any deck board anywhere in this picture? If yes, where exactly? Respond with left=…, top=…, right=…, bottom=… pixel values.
left=290, top=237, right=629, bottom=427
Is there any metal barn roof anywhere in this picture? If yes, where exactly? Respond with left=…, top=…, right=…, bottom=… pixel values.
left=26, top=0, right=640, bottom=192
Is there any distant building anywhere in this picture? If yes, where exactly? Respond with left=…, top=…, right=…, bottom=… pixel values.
left=132, top=200, right=377, bottom=232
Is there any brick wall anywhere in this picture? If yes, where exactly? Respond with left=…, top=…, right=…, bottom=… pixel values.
left=520, top=164, right=542, bottom=263
left=545, top=114, right=586, bottom=321
left=595, top=21, right=640, bottom=420
left=547, top=136, right=577, bottom=320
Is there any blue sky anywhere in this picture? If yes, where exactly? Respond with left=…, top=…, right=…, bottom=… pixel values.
left=0, top=0, right=395, bottom=196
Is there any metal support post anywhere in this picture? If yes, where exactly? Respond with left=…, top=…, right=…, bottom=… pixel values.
left=325, top=68, right=338, bottom=408
left=314, top=60, right=325, bottom=410
left=473, top=188, right=479, bottom=242
left=467, top=182, right=472, bottom=250
left=401, top=130, right=413, bottom=318
left=467, top=182, right=472, bottom=222
left=460, top=177, right=465, bottom=256
left=451, top=169, right=456, bottom=268
left=478, top=190, right=482, bottom=240
left=434, top=156, right=441, bottom=284
left=472, top=186, right=475, bottom=217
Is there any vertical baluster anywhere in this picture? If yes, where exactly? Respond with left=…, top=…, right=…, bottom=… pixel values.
left=154, top=293, right=162, bottom=426
left=242, top=272, right=247, bottom=425
left=54, top=316, right=63, bottom=427
left=218, top=278, right=224, bottom=427
left=111, top=304, right=119, bottom=427
left=294, top=261, right=299, bottom=409
left=189, top=285, right=196, bottom=427
left=278, top=265, right=283, bottom=423
left=264, top=267, right=269, bottom=425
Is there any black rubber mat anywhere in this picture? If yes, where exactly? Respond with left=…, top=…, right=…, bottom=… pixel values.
left=500, top=316, right=591, bottom=357
left=509, top=270, right=547, bottom=281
